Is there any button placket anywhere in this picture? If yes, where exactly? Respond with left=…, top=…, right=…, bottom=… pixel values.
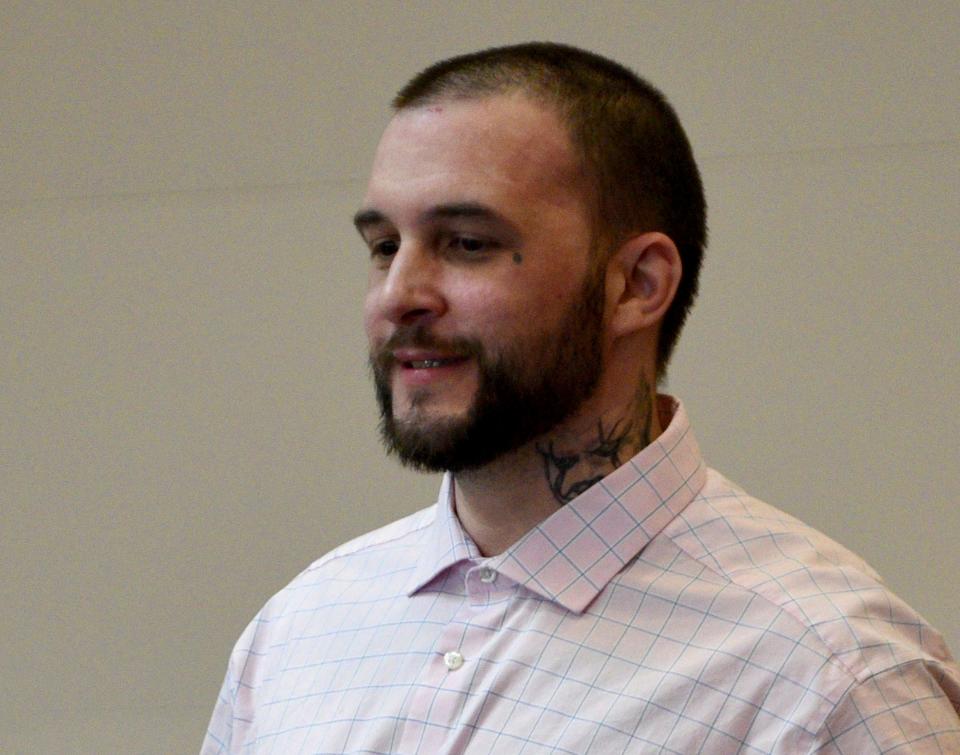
left=398, top=562, right=488, bottom=753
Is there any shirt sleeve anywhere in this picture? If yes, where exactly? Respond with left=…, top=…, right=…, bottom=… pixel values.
left=200, top=668, right=237, bottom=755
left=200, top=614, right=264, bottom=755
left=812, top=660, right=960, bottom=753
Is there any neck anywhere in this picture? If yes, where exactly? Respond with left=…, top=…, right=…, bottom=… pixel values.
left=453, top=375, right=661, bottom=556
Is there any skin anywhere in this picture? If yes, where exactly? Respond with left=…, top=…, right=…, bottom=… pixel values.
left=358, top=93, right=683, bottom=555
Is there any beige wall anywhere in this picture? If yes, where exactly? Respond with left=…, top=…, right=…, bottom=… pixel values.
left=2, top=2, right=957, bottom=752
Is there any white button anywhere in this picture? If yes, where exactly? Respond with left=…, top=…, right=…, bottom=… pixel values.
left=478, top=567, right=496, bottom=584
left=443, top=651, right=464, bottom=670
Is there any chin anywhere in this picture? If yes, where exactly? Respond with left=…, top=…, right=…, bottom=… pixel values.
left=396, top=391, right=475, bottom=421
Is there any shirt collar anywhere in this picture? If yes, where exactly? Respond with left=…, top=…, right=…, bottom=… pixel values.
left=406, top=473, right=483, bottom=594
left=406, top=396, right=707, bottom=612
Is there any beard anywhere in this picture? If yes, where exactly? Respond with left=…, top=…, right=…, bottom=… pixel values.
left=369, top=266, right=606, bottom=472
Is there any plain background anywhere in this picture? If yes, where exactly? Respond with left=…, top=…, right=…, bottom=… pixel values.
left=2, top=2, right=958, bottom=752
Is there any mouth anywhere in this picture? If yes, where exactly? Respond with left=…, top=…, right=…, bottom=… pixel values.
left=392, top=347, right=470, bottom=370
left=402, top=357, right=468, bottom=369
left=389, top=350, right=472, bottom=387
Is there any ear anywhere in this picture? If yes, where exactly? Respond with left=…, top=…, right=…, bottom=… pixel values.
left=606, top=232, right=682, bottom=339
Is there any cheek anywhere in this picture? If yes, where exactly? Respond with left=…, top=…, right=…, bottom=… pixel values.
left=520, top=277, right=582, bottom=319
left=455, top=284, right=516, bottom=331
left=362, top=292, right=381, bottom=344
left=461, top=270, right=579, bottom=333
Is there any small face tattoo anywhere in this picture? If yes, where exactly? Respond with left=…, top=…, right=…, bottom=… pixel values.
left=513, top=252, right=523, bottom=265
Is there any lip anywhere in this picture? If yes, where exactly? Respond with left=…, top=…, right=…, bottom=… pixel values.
left=392, top=350, right=471, bottom=386
left=392, top=348, right=463, bottom=365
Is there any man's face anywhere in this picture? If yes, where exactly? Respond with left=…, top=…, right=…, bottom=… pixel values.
left=358, top=94, right=607, bottom=471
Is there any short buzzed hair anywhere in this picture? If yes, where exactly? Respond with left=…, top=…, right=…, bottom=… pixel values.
left=394, top=42, right=707, bottom=378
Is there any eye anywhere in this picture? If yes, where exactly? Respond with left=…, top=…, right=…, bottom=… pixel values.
left=449, top=236, right=493, bottom=255
left=370, top=238, right=399, bottom=258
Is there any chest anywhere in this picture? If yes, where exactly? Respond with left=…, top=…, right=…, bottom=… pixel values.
left=238, top=575, right=831, bottom=753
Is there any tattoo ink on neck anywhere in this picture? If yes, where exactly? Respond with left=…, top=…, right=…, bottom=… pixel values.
left=535, top=379, right=655, bottom=505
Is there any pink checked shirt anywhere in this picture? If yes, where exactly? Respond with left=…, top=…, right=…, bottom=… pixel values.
left=204, top=398, right=960, bottom=753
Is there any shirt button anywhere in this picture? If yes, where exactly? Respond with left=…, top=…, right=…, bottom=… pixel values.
left=478, top=567, right=496, bottom=584
left=443, top=651, right=464, bottom=671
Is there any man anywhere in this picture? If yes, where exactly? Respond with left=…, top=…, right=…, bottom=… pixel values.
left=204, top=43, right=960, bottom=753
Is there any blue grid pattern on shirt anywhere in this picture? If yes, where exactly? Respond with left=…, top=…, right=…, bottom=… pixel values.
left=203, top=403, right=960, bottom=754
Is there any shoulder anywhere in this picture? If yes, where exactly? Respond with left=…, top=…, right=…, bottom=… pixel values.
left=261, top=503, right=437, bottom=615
left=302, top=503, right=436, bottom=574
left=204, top=505, right=439, bottom=750
left=219, top=504, right=437, bottom=680
left=655, top=468, right=960, bottom=748
left=665, top=468, right=957, bottom=683
left=227, top=504, right=436, bottom=654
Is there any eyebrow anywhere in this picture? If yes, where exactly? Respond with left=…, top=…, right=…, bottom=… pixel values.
left=353, top=202, right=517, bottom=235
left=352, top=208, right=387, bottom=232
left=422, top=202, right=502, bottom=223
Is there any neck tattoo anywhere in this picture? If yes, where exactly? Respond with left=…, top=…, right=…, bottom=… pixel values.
left=535, top=381, right=655, bottom=505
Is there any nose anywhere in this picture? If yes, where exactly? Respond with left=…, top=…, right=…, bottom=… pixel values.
left=373, top=242, right=447, bottom=326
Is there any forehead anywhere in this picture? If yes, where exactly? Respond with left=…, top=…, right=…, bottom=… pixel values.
left=363, top=94, right=589, bottom=220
